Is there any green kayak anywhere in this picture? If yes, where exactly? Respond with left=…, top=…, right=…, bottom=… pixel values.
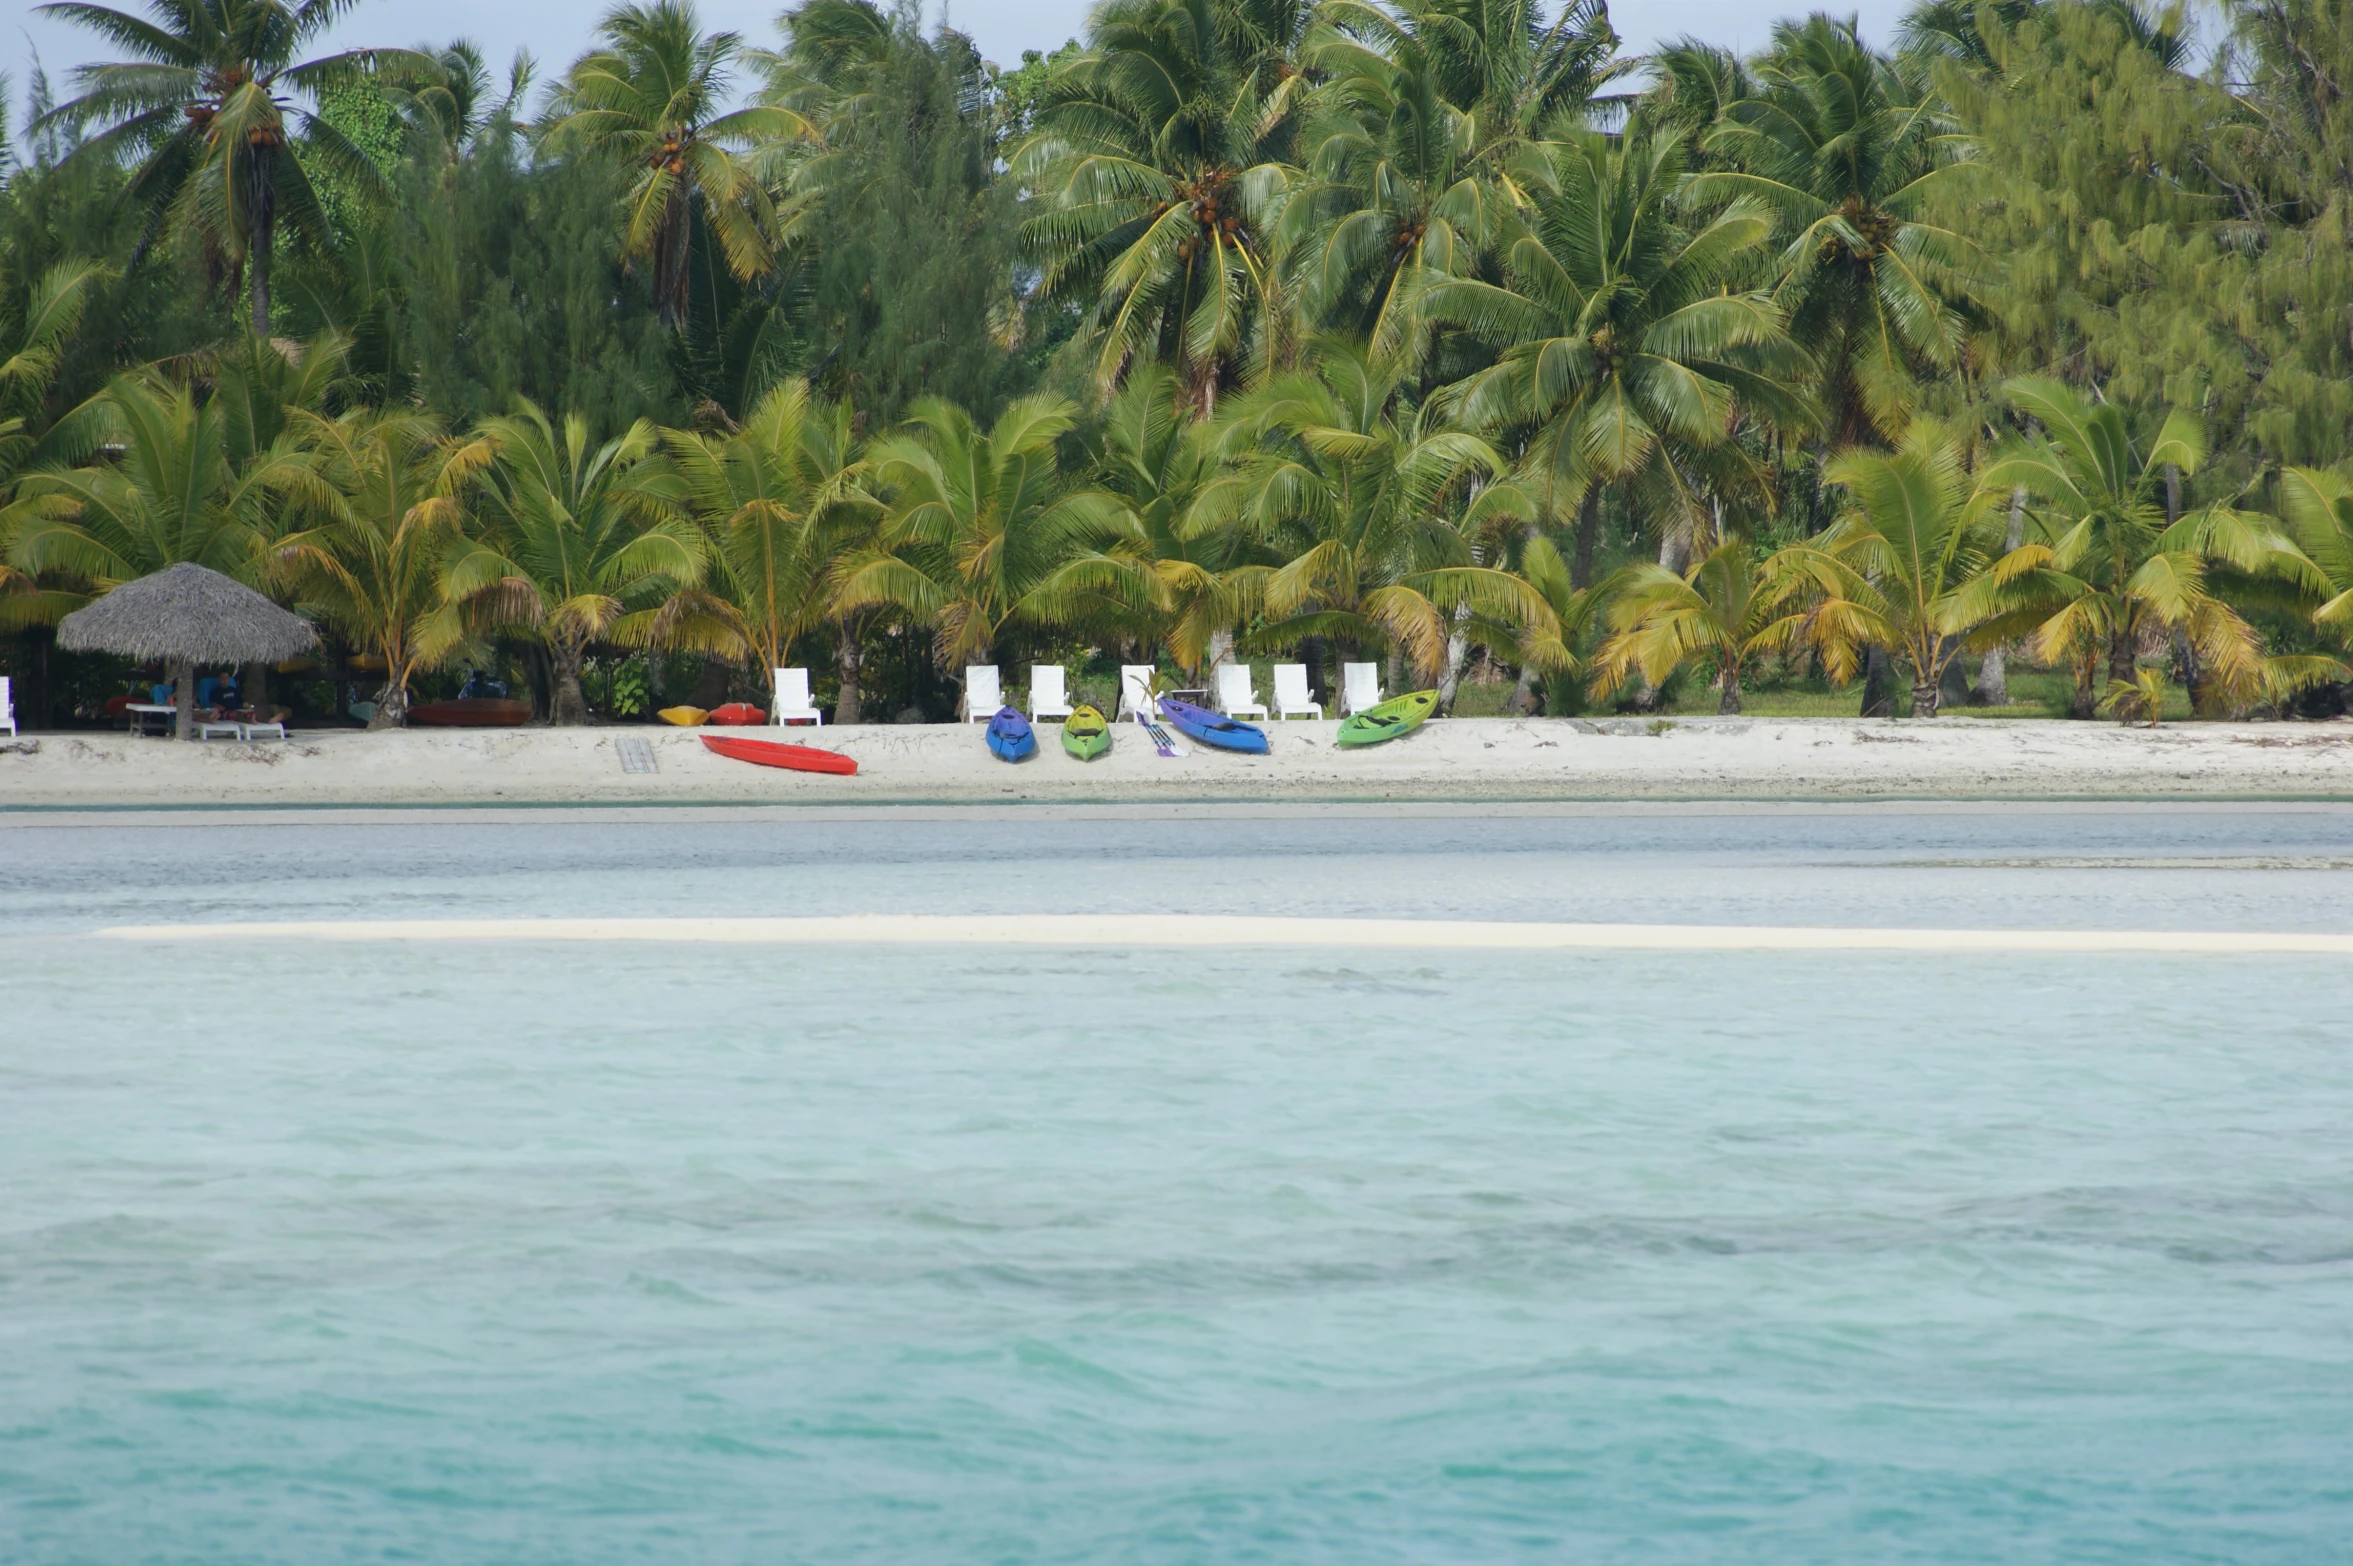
left=1062, top=703, right=1112, bottom=760
left=1337, top=689, right=1439, bottom=748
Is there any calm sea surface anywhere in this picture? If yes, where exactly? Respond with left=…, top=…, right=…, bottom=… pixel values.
left=4, top=807, right=2352, bottom=1563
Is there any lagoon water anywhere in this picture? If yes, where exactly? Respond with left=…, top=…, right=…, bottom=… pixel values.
left=5, top=806, right=2353, bottom=1563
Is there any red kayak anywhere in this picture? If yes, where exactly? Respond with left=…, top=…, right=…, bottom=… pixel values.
left=700, top=733, right=858, bottom=775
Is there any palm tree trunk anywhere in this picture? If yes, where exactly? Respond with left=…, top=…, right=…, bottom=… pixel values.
left=172, top=656, right=194, bottom=741
left=1437, top=604, right=1472, bottom=714
left=2071, top=655, right=2098, bottom=720
left=1719, top=664, right=1742, bottom=715
left=1572, top=490, right=1602, bottom=590
left=1859, top=646, right=1896, bottom=717
left=248, top=157, right=276, bottom=339
left=834, top=627, right=864, bottom=725
left=550, top=641, right=591, bottom=726
left=368, top=666, right=411, bottom=730
left=2109, top=623, right=2138, bottom=690
left=1972, top=487, right=2027, bottom=705
left=1910, top=680, right=1939, bottom=718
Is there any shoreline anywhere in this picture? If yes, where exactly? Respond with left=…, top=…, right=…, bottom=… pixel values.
left=3, top=715, right=2352, bottom=809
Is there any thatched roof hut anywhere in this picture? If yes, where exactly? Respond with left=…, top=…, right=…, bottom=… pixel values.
left=58, top=562, right=318, bottom=739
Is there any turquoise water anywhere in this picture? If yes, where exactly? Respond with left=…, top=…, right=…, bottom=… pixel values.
left=5, top=809, right=2353, bottom=1563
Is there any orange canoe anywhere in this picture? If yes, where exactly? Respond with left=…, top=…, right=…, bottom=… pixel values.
left=700, top=733, right=858, bottom=775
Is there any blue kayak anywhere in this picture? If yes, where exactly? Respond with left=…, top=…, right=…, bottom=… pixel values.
left=1157, top=694, right=1270, bottom=755
left=985, top=706, right=1037, bottom=762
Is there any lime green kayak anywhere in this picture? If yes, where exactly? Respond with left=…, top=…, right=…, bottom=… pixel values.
left=1337, top=689, right=1439, bottom=748
left=1062, top=704, right=1111, bottom=760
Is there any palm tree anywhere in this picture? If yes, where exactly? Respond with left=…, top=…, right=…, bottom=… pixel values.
left=1071, top=364, right=1266, bottom=674
left=545, top=1, right=807, bottom=331
left=442, top=401, right=704, bottom=724
left=1212, top=340, right=1543, bottom=681
left=1589, top=535, right=1862, bottom=713
left=1289, top=0, right=1622, bottom=363
left=836, top=394, right=1124, bottom=706
left=270, top=409, right=471, bottom=726
left=1423, top=129, right=1814, bottom=550
left=655, top=379, right=884, bottom=719
left=1013, top=0, right=1313, bottom=408
left=1816, top=425, right=2003, bottom=716
left=1975, top=377, right=2312, bottom=716
left=1687, top=16, right=1985, bottom=448
left=5, top=368, right=322, bottom=615
left=35, top=0, right=432, bottom=336
left=0, top=258, right=107, bottom=499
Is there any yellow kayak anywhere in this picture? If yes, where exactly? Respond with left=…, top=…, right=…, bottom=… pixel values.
left=656, top=705, right=709, bottom=727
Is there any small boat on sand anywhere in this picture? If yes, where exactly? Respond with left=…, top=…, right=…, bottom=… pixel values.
left=705, top=702, right=768, bottom=725
left=1337, top=689, right=1439, bottom=748
left=700, top=733, right=858, bottom=775
left=1157, top=694, right=1269, bottom=755
left=657, top=705, right=708, bottom=726
left=1062, top=704, right=1111, bottom=761
left=986, top=706, right=1037, bottom=762
left=408, top=697, right=532, bottom=727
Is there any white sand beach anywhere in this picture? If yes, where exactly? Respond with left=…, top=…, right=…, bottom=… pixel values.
left=3, top=714, right=2351, bottom=807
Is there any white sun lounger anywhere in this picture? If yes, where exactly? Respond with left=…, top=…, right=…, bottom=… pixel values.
left=1215, top=663, right=1268, bottom=721
left=1340, top=662, right=1384, bottom=716
left=1117, top=665, right=1159, bottom=722
left=1271, top=663, right=1322, bottom=720
left=194, top=720, right=244, bottom=741
left=773, top=666, right=824, bottom=726
left=0, top=676, right=14, bottom=737
left=1030, top=665, right=1074, bottom=722
left=965, top=665, right=1003, bottom=721
left=239, top=719, right=287, bottom=740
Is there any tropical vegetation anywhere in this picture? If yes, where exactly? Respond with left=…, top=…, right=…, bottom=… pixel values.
left=10, top=0, right=2353, bottom=730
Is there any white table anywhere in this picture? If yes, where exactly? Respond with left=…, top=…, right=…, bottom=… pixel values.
left=125, top=702, right=176, bottom=737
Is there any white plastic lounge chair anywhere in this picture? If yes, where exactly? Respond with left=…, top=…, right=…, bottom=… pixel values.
left=1341, top=662, right=1384, bottom=716
left=1214, top=663, right=1268, bottom=721
left=1271, top=663, right=1322, bottom=720
left=239, top=719, right=287, bottom=741
left=194, top=719, right=244, bottom=741
left=0, top=676, right=14, bottom=737
left=1117, top=665, right=1160, bottom=722
left=1030, top=664, right=1075, bottom=722
left=772, top=666, right=824, bottom=726
left=964, top=665, right=1003, bottom=721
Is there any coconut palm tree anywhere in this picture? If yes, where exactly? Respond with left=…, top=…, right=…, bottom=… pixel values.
left=1816, top=423, right=2004, bottom=716
left=0, top=257, right=107, bottom=499
left=1013, top=0, right=1313, bottom=408
left=1688, top=15, right=1985, bottom=447
left=270, top=408, right=471, bottom=726
left=1212, top=339, right=1543, bottom=680
left=1589, top=534, right=1863, bottom=713
left=442, top=401, right=704, bottom=724
left=1289, top=0, right=1621, bottom=355
left=654, top=378, right=885, bottom=718
left=1422, top=129, right=1814, bottom=548
left=1973, top=377, right=2314, bottom=716
left=1063, top=364, right=1268, bottom=674
left=834, top=394, right=1125, bottom=705
left=34, top=0, right=433, bottom=336
left=545, top=1, right=808, bottom=330
left=4, top=367, right=323, bottom=615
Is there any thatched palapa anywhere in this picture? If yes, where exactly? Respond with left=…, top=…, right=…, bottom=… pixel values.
left=58, top=562, right=319, bottom=740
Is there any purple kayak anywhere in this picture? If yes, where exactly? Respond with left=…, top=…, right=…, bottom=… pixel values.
left=1157, top=694, right=1270, bottom=755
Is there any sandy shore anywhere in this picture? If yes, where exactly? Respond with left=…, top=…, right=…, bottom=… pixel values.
left=3, top=715, right=2351, bottom=808
left=95, top=912, right=2353, bottom=954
